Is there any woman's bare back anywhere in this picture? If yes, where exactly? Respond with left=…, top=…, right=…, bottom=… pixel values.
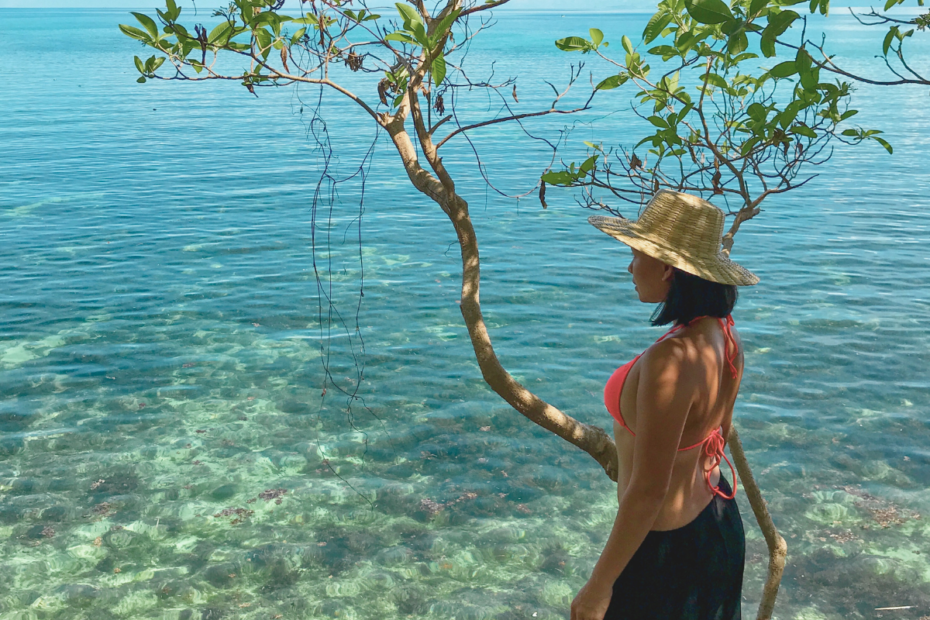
left=614, top=317, right=743, bottom=530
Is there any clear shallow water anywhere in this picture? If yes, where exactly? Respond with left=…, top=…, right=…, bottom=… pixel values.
left=1, top=7, right=929, bottom=620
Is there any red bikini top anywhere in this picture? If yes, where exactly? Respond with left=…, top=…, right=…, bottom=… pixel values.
left=604, top=315, right=738, bottom=500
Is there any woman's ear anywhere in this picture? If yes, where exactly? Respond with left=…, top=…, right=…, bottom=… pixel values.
left=661, top=265, right=675, bottom=282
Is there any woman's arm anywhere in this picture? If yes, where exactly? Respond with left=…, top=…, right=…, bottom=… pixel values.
left=590, top=338, right=698, bottom=583
left=586, top=488, right=666, bottom=588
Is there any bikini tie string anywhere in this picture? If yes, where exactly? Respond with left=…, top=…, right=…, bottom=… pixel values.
left=703, top=427, right=737, bottom=500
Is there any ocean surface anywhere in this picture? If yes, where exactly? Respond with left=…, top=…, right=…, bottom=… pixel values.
left=1, top=6, right=929, bottom=620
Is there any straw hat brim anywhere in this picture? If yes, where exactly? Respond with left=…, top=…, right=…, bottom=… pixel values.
left=588, top=215, right=759, bottom=286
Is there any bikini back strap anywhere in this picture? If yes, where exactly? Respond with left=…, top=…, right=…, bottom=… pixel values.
left=719, top=315, right=738, bottom=379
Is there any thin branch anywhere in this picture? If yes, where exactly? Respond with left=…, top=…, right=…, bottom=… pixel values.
left=436, top=104, right=592, bottom=149
left=461, top=0, right=511, bottom=17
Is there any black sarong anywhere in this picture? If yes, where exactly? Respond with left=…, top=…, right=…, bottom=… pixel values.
left=604, top=474, right=745, bottom=620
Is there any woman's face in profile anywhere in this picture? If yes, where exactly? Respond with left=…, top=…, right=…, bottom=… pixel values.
left=627, top=248, right=674, bottom=303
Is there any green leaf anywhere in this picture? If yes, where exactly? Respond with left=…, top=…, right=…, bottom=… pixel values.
left=580, top=155, right=599, bottom=173
left=795, top=48, right=818, bottom=89
left=119, top=24, right=150, bottom=42
left=435, top=8, right=461, bottom=40
left=555, top=36, right=593, bottom=52
left=255, top=28, right=272, bottom=59
left=131, top=11, right=159, bottom=38
left=137, top=76, right=147, bottom=84
left=622, top=35, right=634, bottom=53
left=800, top=65, right=819, bottom=90
left=702, top=73, right=730, bottom=88
left=590, top=28, right=604, bottom=47
left=394, top=2, right=421, bottom=23
left=747, top=102, right=767, bottom=122
left=643, top=11, right=674, bottom=43
left=410, top=20, right=429, bottom=47
left=767, top=9, right=799, bottom=36
left=731, top=52, right=759, bottom=64
left=648, top=115, right=669, bottom=128
left=740, top=136, right=761, bottom=155
left=882, top=28, right=895, bottom=55
left=432, top=52, right=446, bottom=86
left=385, top=31, right=417, bottom=43
left=883, top=0, right=897, bottom=9
left=760, top=32, right=776, bottom=57
left=208, top=21, right=231, bottom=44
left=648, top=45, right=679, bottom=57
left=727, top=31, right=748, bottom=54
left=873, top=136, right=893, bottom=154
left=750, top=0, right=769, bottom=16
left=790, top=123, right=817, bottom=138
left=134, top=55, right=145, bottom=73
left=596, top=74, right=629, bottom=90
left=795, top=47, right=812, bottom=73
left=778, top=100, right=803, bottom=128
left=841, top=128, right=859, bottom=137
left=684, top=0, right=734, bottom=24
left=840, top=109, right=858, bottom=121
left=672, top=102, right=694, bottom=124
left=769, top=61, right=798, bottom=78
left=291, top=27, right=306, bottom=45
left=543, top=171, right=573, bottom=185
left=395, top=3, right=424, bottom=30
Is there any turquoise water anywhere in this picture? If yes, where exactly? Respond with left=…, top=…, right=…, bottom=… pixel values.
left=1, top=7, right=930, bottom=620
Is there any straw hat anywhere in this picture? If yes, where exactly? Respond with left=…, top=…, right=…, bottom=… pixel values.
left=588, top=190, right=759, bottom=286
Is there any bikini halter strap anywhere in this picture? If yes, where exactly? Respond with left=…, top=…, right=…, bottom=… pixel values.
left=654, top=315, right=738, bottom=379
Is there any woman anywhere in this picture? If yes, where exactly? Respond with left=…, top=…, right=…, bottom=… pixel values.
left=571, top=190, right=758, bottom=620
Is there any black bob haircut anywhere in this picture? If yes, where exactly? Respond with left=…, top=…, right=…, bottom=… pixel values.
left=651, top=267, right=738, bottom=326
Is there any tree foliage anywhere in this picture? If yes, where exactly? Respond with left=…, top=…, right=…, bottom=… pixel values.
left=543, top=0, right=924, bottom=254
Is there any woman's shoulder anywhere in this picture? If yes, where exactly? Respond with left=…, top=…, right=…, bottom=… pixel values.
left=639, top=335, right=698, bottom=375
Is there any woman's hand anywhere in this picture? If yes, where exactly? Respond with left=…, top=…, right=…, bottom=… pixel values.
left=570, top=576, right=614, bottom=620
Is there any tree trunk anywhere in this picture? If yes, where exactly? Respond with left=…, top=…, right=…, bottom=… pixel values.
left=728, top=426, right=788, bottom=620
left=447, top=194, right=620, bottom=480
